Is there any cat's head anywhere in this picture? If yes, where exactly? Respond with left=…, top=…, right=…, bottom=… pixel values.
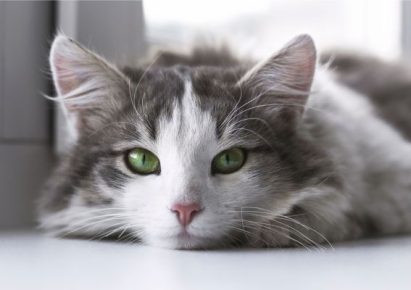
left=41, top=34, right=331, bottom=248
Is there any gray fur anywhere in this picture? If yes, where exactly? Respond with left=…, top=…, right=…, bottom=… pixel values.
left=321, top=52, right=411, bottom=140
left=38, top=34, right=411, bottom=249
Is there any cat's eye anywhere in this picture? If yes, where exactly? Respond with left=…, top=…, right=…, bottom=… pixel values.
left=125, top=148, right=160, bottom=175
left=212, top=148, right=246, bottom=174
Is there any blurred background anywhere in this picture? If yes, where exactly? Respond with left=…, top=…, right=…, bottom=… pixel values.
left=0, top=0, right=408, bottom=230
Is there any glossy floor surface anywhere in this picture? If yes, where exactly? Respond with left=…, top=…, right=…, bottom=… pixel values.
left=1, top=231, right=410, bottom=290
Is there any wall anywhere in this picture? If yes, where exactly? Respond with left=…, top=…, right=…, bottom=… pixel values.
left=0, top=1, right=53, bottom=228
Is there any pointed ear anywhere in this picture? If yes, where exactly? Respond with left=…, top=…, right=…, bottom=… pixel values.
left=239, top=34, right=316, bottom=116
left=49, top=34, right=129, bottom=136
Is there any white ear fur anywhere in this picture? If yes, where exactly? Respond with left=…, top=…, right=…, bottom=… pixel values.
left=49, top=34, right=128, bottom=134
left=239, top=34, right=317, bottom=107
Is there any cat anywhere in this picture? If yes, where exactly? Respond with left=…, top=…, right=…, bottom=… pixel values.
left=38, top=33, right=411, bottom=249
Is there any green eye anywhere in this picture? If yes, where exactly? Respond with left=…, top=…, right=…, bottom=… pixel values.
left=212, top=148, right=246, bottom=174
left=125, top=148, right=160, bottom=175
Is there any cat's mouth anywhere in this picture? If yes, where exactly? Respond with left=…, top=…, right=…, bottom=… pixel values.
left=163, top=228, right=210, bottom=249
left=177, top=229, right=191, bottom=238
left=174, top=227, right=199, bottom=242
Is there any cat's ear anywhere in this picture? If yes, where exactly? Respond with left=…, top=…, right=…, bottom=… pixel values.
left=49, top=34, right=129, bottom=136
left=239, top=34, right=316, bottom=117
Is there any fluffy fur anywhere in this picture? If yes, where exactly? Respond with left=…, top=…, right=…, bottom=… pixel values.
left=38, top=34, right=411, bottom=249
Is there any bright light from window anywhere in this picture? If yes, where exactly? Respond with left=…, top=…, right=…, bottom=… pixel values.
left=144, top=0, right=401, bottom=60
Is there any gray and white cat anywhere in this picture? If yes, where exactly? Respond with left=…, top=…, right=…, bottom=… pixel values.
left=38, top=34, right=411, bottom=249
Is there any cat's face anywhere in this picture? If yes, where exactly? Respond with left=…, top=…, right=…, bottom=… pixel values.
left=41, top=34, right=328, bottom=249
left=120, top=79, right=269, bottom=248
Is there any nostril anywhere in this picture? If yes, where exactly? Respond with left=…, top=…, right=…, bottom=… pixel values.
left=171, top=203, right=202, bottom=226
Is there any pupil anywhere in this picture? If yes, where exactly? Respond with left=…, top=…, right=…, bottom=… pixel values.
left=142, top=153, right=146, bottom=165
left=225, top=153, right=230, bottom=164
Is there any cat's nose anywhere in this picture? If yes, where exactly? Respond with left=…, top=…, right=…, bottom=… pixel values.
left=171, top=203, right=201, bottom=226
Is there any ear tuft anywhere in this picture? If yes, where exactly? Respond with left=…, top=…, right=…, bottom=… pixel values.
left=49, top=34, right=84, bottom=96
left=49, top=34, right=129, bottom=135
left=50, top=33, right=128, bottom=100
left=238, top=34, right=317, bottom=120
left=276, top=34, right=316, bottom=92
left=240, top=34, right=316, bottom=99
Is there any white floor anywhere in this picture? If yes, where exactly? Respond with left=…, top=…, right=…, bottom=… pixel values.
left=1, top=231, right=410, bottom=290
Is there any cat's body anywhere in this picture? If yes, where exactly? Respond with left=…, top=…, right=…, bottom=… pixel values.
left=39, top=35, right=411, bottom=249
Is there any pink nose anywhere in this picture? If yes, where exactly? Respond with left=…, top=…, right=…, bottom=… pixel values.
left=171, top=203, right=201, bottom=226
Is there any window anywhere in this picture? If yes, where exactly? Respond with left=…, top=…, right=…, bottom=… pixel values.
left=144, top=0, right=401, bottom=60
